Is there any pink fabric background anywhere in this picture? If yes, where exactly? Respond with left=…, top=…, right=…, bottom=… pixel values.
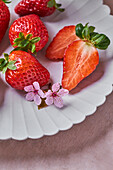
left=0, top=0, right=113, bottom=169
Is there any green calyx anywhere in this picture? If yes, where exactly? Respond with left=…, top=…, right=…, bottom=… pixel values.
left=12, top=32, right=41, bottom=55
left=75, top=23, right=110, bottom=50
left=0, top=53, right=16, bottom=74
left=2, top=0, right=11, bottom=4
left=47, top=0, right=65, bottom=12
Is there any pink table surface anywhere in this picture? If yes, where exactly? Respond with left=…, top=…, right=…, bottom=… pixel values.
left=0, top=0, right=113, bottom=170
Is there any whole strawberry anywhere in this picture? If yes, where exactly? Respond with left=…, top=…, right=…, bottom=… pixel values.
left=0, top=51, right=50, bottom=90
left=9, top=14, right=48, bottom=52
left=0, top=0, right=10, bottom=42
left=14, top=0, right=65, bottom=17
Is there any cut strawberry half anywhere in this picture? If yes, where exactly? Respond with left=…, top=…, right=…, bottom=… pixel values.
left=62, top=40, right=99, bottom=91
left=62, top=23, right=110, bottom=91
left=46, top=26, right=79, bottom=60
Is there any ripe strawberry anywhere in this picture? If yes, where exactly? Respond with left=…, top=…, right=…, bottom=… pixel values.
left=9, top=14, right=48, bottom=52
left=62, top=23, right=110, bottom=91
left=46, top=26, right=80, bottom=60
left=0, top=0, right=10, bottom=42
left=0, top=51, right=50, bottom=90
left=15, top=0, right=64, bottom=17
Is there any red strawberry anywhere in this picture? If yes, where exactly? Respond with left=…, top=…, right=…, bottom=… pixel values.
left=46, top=26, right=80, bottom=60
left=62, top=23, right=110, bottom=91
left=0, top=0, right=10, bottom=42
left=9, top=14, right=48, bottom=52
left=14, top=0, right=64, bottom=17
left=62, top=40, right=99, bottom=91
left=0, top=51, right=50, bottom=90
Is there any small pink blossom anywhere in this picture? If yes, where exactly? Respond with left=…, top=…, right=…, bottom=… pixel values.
left=24, top=82, right=45, bottom=105
left=45, top=83, right=69, bottom=108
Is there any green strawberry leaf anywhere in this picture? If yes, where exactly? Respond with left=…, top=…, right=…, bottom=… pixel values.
left=82, top=26, right=90, bottom=40
left=0, top=54, right=17, bottom=73
left=47, top=0, right=55, bottom=7
left=30, top=37, right=41, bottom=44
left=0, top=58, right=5, bottom=64
left=0, top=61, right=6, bottom=71
left=13, top=43, right=17, bottom=47
left=19, top=32, right=25, bottom=39
left=18, top=39, right=29, bottom=48
left=75, top=23, right=84, bottom=39
left=14, top=38, right=22, bottom=44
left=90, top=32, right=98, bottom=40
left=26, top=34, right=33, bottom=40
left=0, top=60, right=8, bottom=68
left=2, top=0, right=11, bottom=4
left=56, top=3, right=62, bottom=7
left=4, top=53, right=9, bottom=61
left=89, top=26, right=95, bottom=34
left=56, top=7, right=65, bottom=12
left=91, top=34, right=101, bottom=42
left=2, top=66, right=8, bottom=74
left=47, top=0, right=65, bottom=12
left=92, top=34, right=110, bottom=50
left=7, top=62, right=17, bottom=70
left=0, top=55, right=8, bottom=71
left=31, top=44, right=36, bottom=53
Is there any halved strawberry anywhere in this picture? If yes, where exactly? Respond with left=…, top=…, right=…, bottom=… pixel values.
left=62, top=23, right=110, bottom=91
left=62, top=40, right=99, bottom=91
left=46, top=26, right=79, bottom=60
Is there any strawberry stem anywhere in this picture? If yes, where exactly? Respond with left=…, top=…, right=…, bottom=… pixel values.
left=47, top=0, right=65, bottom=12
left=75, top=23, right=110, bottom=50
left=12, top=32, right=41, bottom=55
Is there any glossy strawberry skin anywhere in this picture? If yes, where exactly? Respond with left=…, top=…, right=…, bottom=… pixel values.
left=6, top=51, right=50, bottom=90
left=9, top=14, right=48, bottom=52
left=62, top=40, right=99, bottom=91
left=15, top=0, right=55, bottom=17
left=0, top=0, right=10, bottom=42
left=46, top=26, right=80, bottom=60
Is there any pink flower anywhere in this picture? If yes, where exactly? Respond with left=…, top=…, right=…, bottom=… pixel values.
left=24, top=82, right=45, bottom=105
left=45, top=83, right=69, bottom=108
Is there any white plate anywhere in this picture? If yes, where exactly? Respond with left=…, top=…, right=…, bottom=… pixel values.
left=0, top=0, right=113, bottom=140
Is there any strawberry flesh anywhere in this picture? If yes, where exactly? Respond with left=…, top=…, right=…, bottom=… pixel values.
left=46, top=26, right=79, bottom=60
left=6, top=51, right=50, bottom=90
left=62, top=40, right=99, bottom=91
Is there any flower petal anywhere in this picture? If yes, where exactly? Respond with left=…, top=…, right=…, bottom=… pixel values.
left=34, top=94, right=41, bottom=105
left=45, top=96, right=53, bottom=106
left=52, top=83, right=60, bottom=92
left=45, top=90, right=52, bottom=97
left=58, top=89, right=69, bottom=97
left=54, top=96, right=64, bottom=108
left=26, top=92, right=35, bottom=101
left=38, top=89, right=45, bottom=98
left=33, top=82, right=40, bottom=90
left=24, top=85, right=34, bottom=92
